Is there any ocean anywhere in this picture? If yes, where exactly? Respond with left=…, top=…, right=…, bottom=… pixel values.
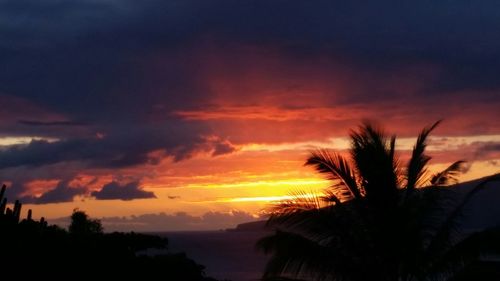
left=160, top=231, right=269, bottom=281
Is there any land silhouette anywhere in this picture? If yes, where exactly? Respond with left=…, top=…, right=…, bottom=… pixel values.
left=0, top=185, right=221, bottom=281
left=258, top=121, right=500, bottom=281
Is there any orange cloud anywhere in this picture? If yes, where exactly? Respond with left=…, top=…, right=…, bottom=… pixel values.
left=174, top=105, right=367, bottom=122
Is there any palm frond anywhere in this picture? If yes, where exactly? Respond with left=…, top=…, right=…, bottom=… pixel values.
left=406, top=120, right=441, bottom=195
left=321, top=188, right=342, bottom=205
left=264, top=195, right=365, bottom=247
left=259, top=121, right=497, bottom=281
left=425, top=226, right=500, bottom=280
left=430, top=160, right=467, bottom=186
left=266, top=192, right=371, bottom=248
left=262, top=277, right=308, bottom=281
left=268, top=190, right=325, bottom=215
left=265, top=190, right=332, bottom=235
left=350, top=122, right=399, bottom=204
left=305, top=149, right=361, bottom=200
left=424, top=174, right=500, bottom=268
left=257, top=230, right=331, bottom=280
left=257, top=230, right=374, bottom=281
left=390, top=135, right=403, bottom=188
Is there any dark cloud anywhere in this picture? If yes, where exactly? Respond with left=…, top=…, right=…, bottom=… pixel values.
left=3, top=178, right=156, bottom=203
left=474, top=142, right=500, bottom=159
left=0, top=0, right=498, bottom=202
left=209, top=138, right=238, bottom=157
left=1, top=0, right=499, bottom=118
left=477, top=142, right=500, bottom=152
left=18, top=120, right=87, bottom=127
left=50, top=210, right=259, bottom=232
left=91, top=181, right=156, bottom=201
left=0, top=128, right=237, bottom=169
left=1, top=0, right=498, bottom=120
left=19, top=180, right=86, bottom=204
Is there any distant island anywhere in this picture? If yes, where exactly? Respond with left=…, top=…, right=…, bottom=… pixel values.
left=226, top=220, right=268, bottom=232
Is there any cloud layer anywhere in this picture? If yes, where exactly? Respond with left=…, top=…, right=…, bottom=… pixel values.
left=50, top=210, right=259, bottom=232
left=20, top=180, right=86, bottom=204
left=0, top=0, right=498, bottom=205
left=91, top=181, right=156, bottom=201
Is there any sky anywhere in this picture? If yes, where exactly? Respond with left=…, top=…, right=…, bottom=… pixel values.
left=0, top=0, right=499, bottom=231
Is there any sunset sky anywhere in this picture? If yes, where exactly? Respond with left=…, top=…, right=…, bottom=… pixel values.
left=1, top=1, right=499, bottom=231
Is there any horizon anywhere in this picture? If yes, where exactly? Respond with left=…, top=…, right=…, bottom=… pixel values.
left=41, top=174, right=500, bottom=232
left=1, top=0, right=499, bottom=231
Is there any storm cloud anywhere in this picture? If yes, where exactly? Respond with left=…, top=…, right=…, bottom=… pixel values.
left=19, top=180, right=86, bottom=204
left=91, top=181, right=156, bottom=201
left=2, top=0, right=500, bottom=120
left=0, top=128, right=236, bottom=169
left=474, top=142, right=500, bottom=159
left=0, top=0, right=499, bottom=203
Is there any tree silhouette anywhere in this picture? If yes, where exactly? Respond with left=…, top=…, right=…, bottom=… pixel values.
left=258, top=121, right=500, bottom=281
left=0, top=198, right=221, bottom=281
left=69, top=209, right=103, bottom=235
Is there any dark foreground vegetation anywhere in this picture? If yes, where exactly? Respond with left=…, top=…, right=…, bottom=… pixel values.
left=0, top=185, right=220, bottom=281
left=259, top=121, right=500, bottom=281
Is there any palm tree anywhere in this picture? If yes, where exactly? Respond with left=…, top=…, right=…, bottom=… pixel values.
left=258, top=121, right=500, bottom=281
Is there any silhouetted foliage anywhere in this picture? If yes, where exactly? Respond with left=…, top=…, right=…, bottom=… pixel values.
left=69, top=209, right=103, bottom=235
left=0, top=188, right=222, bottom=281
left=258, top=121, right=500, bottom=281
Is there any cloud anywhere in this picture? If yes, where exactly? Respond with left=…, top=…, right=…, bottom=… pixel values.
left=212, top=141, right=237, bottom=156
left=483, top=143, right=500, bottom=151
left=1, top=0, right=499, bottom=121
left=19, top=180, right=86, bottom=204
left=49, top=210, right=260, bottom=232
left=17, top=120, right=87, bottom=127
left=4, top=178, right=156, bottom=203
left=474, top=142, right=500, bottom=159
left=91, top=181, right=156, bottom=201
left=0, top=0, right=498, bottom=139
left=0, top=0, right=498, bottom=207
left=0, top=129, right=237, bottom=170
left=174, top=106, right=367, bottom=122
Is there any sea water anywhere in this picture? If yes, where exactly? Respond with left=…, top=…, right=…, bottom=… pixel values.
left=158, top=231, right=269, bottom=281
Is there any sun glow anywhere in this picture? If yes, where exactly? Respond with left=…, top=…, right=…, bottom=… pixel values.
left=182, top=178, right=328, bottom=189
left=221, top=192, right=323, bottom=203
